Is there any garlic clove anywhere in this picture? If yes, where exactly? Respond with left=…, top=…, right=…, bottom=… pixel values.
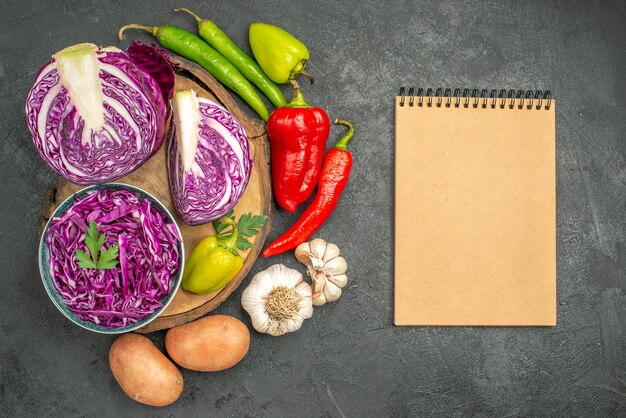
left=323, top=256, right=348, bottom=275
left=251, top=314, right=272, bottom=335
left=322, top=243, right=341, bottom=262
left=309, top=238, right=327, bottom=260
left=294, top=242, right=312, bottom=265
left=266, top=316, right=299, bottom=336
left=241, top=293, right=267, bottom=315
left=251, top=266, right=283, bottom=294
left=295, top=281, right=314, bottom=319
left=266, top=321, right=285, bottom=336
left=242, top=281, right=270, bottom=312
left=285, top=316, right=305, bottom=334
left=242, top=284, right=272, bottom=334
left=297, top=301, right=314, bottom=319
left=266, top=327, right=283, bottom=337
left=250, top=272, right=277, bottom=297
left=295, top=280, right=313, bottom=298
left=322, top=280, right=342, bottom=302
left=310, top=271, right=326, bottom=293
left=327, top=273, right=348, bottom=288
left=311, top=272, right=332, bottom=306
left=312, top=290, right=327, bottom=306
left=269, top=263, right=304, bottom=288
left=310, top=256, right=325, bottom=271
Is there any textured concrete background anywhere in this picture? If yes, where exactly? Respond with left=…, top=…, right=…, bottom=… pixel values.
left=1, top=0, right=625, bottom=416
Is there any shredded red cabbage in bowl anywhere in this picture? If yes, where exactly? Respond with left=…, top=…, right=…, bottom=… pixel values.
left=44, top=186, right=182, bottom=329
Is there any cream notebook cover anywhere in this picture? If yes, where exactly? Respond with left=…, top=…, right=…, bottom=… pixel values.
left=394, top=89, right=556, bottom=326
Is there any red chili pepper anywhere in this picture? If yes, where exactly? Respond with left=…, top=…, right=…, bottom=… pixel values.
left=263, top=119, right=354, bottom=257
left=267, top=80, right=330, bottom=212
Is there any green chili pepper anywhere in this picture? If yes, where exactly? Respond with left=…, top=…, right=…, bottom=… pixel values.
left=181, top=217, right=244, bottom=295
left=249, top=22, right=313, bottom=84
left=175, top=8, right=287, bottom=108
left=119, top=23, right=269, bottom=121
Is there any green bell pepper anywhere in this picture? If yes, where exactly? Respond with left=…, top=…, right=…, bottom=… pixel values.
left=249, top=22, right=312, bottom=84
left=182, top=217, right=244, bottom=294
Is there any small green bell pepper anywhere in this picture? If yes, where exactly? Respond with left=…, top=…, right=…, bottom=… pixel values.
left=249, top=22, right=312, bottom=84
left=182, top=217, right=244, bottom=294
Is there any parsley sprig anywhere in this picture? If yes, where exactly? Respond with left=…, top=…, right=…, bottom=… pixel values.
left=213, top=210, right=268, bottom=250
left=75, top=220, right=119, bottom=270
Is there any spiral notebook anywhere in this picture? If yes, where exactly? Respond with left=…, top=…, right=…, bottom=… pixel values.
left=394, top=88, right=556, bottom=326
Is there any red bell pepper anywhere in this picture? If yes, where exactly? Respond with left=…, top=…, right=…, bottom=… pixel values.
left=263, top=119, right=354, bottom=257
left=267, top=80, right=330, bottom=212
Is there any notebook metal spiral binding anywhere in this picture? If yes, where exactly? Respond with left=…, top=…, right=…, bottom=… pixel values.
left=398, top=87, right=552, bottom=110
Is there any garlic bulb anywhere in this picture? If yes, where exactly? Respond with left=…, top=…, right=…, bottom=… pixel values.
left=241, top=264, right=313, bottom=336
left=295, top=238, right=348, bottom=306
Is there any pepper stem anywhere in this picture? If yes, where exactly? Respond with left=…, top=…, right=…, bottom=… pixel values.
left=174, top=8, right=203, bottom=24
left=118, top=24, right=158, bottom=41
left=287, top=80, right=312, bottom=108
left=333, top=119, right=354, bottom=150
left=290, top=60, right=314, bottom=84
left=300, top=69, right=314, bottom=85
left=218, top=217, right=239, bottom=252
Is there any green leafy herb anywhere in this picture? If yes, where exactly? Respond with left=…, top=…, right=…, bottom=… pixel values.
left=213, top=211, right=269, bottom=250
left=76, top=220, right=119, bottom=270
left=212, top=210, right=235, bottom=236
left=75, top=249, right=96, bottom=269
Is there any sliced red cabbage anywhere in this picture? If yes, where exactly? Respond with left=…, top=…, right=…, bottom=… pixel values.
left=167, top=89, right=252, bottom=225
left=25, top=42, right=174, bottom=185
left=45, top=188, right=181, bottom=328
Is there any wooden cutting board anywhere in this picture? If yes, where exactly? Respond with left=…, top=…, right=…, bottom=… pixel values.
left=40, top=55, right=272, bottom=333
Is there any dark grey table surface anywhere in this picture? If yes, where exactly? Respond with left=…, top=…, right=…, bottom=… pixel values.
left=1, top=1, right=625, bottom=417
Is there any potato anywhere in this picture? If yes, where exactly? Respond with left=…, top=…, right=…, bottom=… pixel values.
left=109, top=333, right=183, bottom=407
left=165, top=315, right=250, bottom=372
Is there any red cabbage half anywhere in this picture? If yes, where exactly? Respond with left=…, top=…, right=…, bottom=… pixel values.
left=45, top=188, right=182, bottom=328
left=167, top=89, right=252, bottom=225
left=26, top=42, right=174, bottom=185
